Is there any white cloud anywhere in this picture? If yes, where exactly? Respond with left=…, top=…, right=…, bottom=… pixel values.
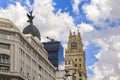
left=72, top=0, right=81, bottom=13
left=83, top=0, right=120, bottom=27
left=33, top=0, right=76, bottom=42
left=0, top=2, right=27, bottom=29
left=82, top=27, right=120, bottom=42
left=82, top=27, right=120, bottom=80
left=78, top=23, right=94, bottom=34
left=84, top=5, right=101, bottom=21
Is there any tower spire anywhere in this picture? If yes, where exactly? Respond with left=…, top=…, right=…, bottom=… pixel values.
left=78, top=29, right=80, bottom=37
left=69, top=29, right=72, bottom=37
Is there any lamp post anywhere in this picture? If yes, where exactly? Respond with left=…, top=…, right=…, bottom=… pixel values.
left=72, top=71, right=76, bottom=80
left=65, top=70, right=76, bottom=80
left=65, top=70, right=72, bottom=80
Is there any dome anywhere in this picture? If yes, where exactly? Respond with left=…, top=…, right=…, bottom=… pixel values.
left=23, top=10, right=41, bottom=40
left=23, top=24, right=41, bottom=40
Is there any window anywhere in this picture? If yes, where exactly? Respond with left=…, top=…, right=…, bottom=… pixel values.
left=0, top=43, right=10, bottom=49
left=68, top=60, right=70, bottom=65
left=79, top=64, right=81, bottom=67
left=79, top=58, right=81, bottom=61
left=33, top=77, right=35, bottom=80
left=0, top=54, right=10, bottom=63
left=20, top=68, right=23, bottom=73
left=75, top=64, right=77, bottom=67
left=79, top=72, right=82, bottom=77
left=75, top=59, right=77, bottom=61
left=39, top=65, right=41, bottom=71
left=0, top=33, right=9, bottom=39
left=0, top=65, right=10, bottom=72
left=79, top=78, right=82, bottom=80
left=0, top=78, right=10, bottom=80
left=65, top=61, right=67, bottom=65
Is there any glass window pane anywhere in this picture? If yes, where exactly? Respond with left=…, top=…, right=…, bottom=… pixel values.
left=0, top=43, right=10, bottom=49
left=0, top=54, right=9, bottom=63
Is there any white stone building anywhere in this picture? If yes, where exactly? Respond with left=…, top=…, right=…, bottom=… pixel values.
left=0, top=17, right=56, bottom=80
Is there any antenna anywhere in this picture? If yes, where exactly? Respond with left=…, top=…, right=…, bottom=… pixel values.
left=46, top=36, right=55, bottom=42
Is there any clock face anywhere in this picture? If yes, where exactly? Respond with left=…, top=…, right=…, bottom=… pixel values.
left=71, top=42, right=77, bottom=49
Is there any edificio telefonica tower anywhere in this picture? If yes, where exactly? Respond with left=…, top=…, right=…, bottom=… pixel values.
left=65, top=30, right=87, bottom=80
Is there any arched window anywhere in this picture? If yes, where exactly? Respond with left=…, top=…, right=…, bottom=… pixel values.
left=75, top=64, right=77, bottom=67
left=68, top=60, right=70, bottom=65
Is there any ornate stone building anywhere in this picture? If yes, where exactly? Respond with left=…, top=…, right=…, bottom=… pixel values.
left=0, top=13, right=56, bottom=80
left=65, top=30, right=87, bottom=80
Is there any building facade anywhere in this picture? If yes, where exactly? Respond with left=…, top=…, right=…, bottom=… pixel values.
left=43, top=41, right=64, bottom=70
left=65, top=31, right=87, bottom=80
left=0, top=17, right=56, bottom=80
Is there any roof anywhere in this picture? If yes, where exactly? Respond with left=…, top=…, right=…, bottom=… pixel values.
left=42, top=41, right=60, bottom=51
left=23, top=24, right=41, bottom=40
left=0, top=17, right=18, bottom=30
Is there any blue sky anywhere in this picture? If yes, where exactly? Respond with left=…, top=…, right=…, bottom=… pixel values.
left=0, top=0, right=120, bottom=80
left=53, top=0, right=92, bottom=25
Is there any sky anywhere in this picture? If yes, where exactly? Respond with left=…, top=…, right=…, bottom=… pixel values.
left=0, top=0, right=120, bottom=80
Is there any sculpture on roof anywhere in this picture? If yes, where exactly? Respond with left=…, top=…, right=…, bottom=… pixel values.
left=27, top=10, right=35, bottom=24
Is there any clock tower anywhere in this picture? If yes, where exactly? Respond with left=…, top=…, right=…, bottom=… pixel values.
left=65, top=30, right=87, bottom=80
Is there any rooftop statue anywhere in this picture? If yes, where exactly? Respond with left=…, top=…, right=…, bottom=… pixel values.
left=27, top=10, right=35, bottom=24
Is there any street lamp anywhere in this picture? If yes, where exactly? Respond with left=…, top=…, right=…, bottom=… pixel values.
left=64, top=70, right=76, bottom=80
left=72, top=71, right=76, bottom=80
left=65, top=70, right=72, bottom=80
